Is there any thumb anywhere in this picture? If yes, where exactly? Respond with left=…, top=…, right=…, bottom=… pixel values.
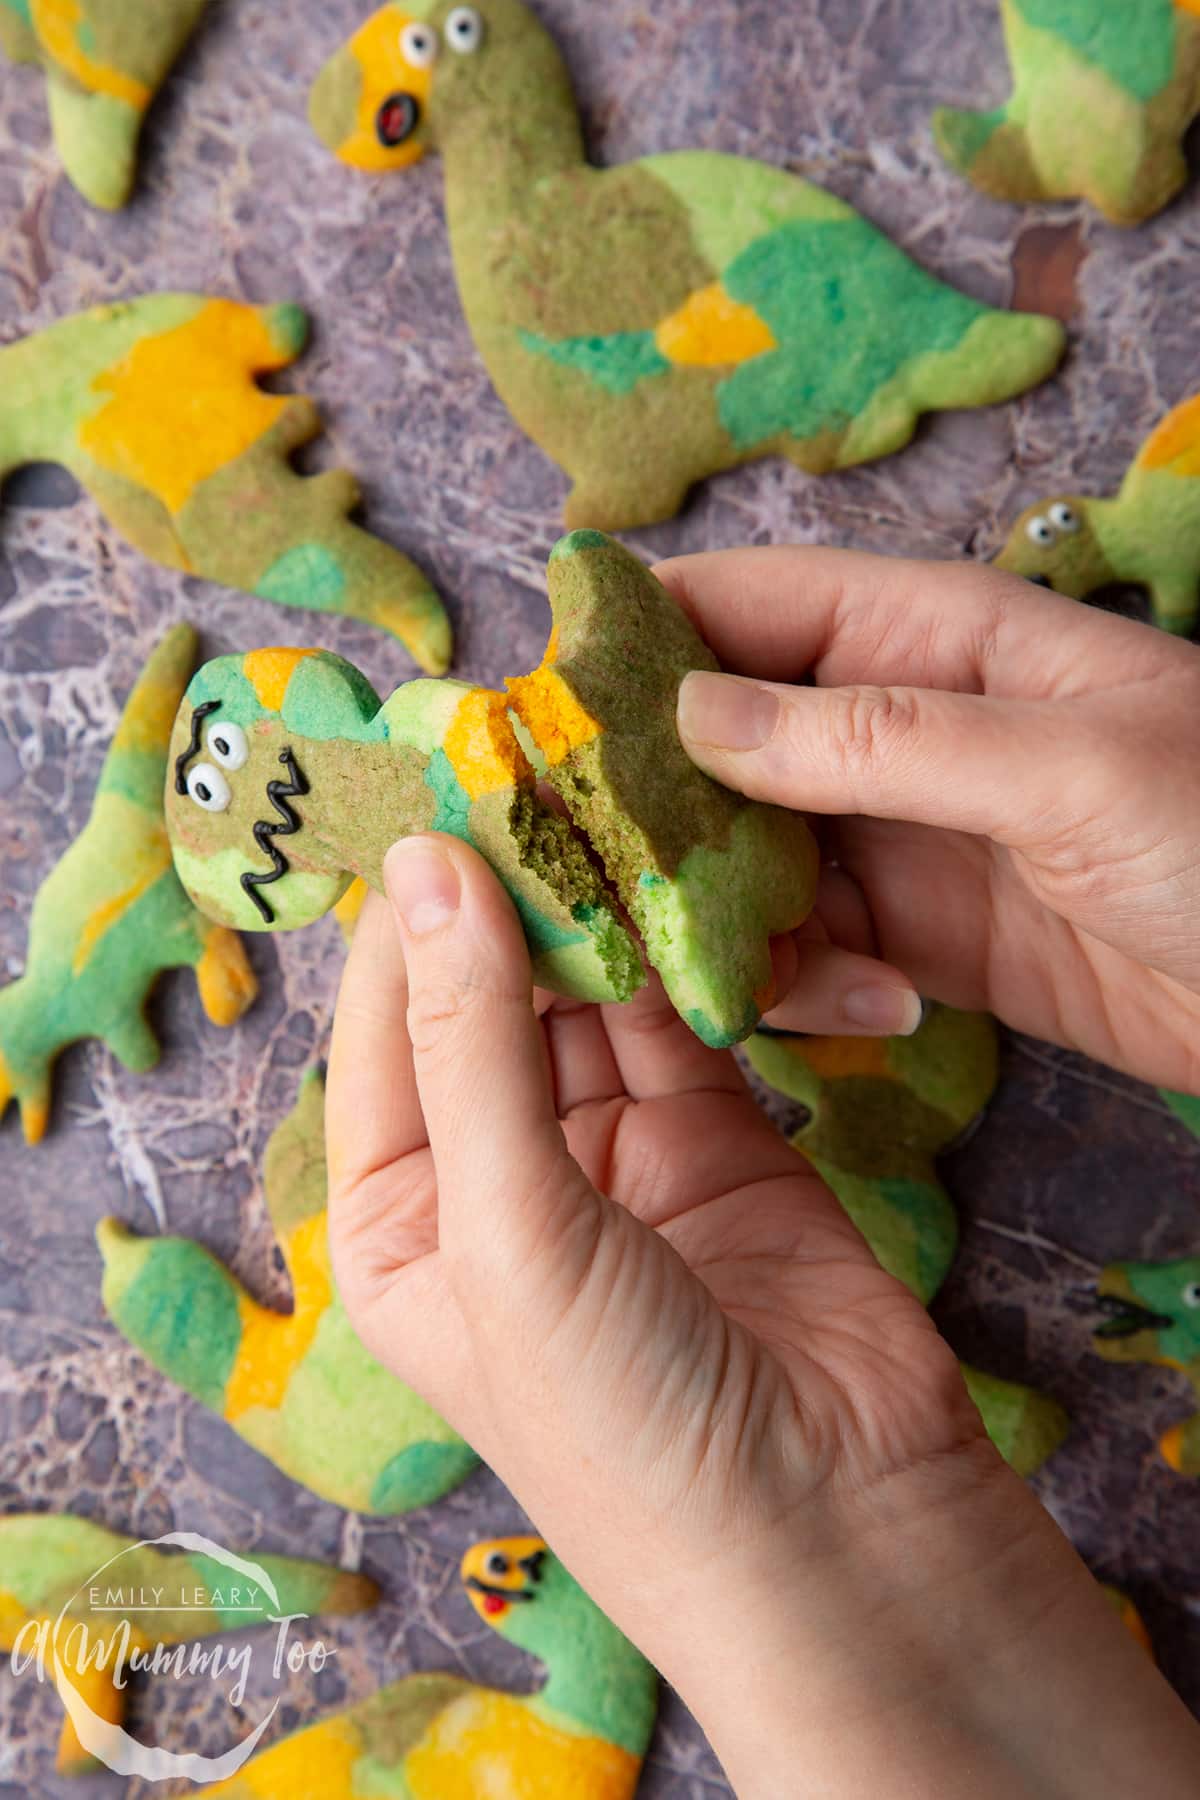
left=382, top=833, right=603, bottom=1293
left=676, top=671, right=1095, bottom=850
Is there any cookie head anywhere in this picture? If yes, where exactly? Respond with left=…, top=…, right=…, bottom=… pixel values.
left=309, top=0, right=489, bottom=169
left=1094, top=1258, right=1200, bottom=1369
left=461, top=1537, right=552, bottom=1639
left=165, top=648, right=383, bottom=932
left=994, top=497, right=1113, bottom=599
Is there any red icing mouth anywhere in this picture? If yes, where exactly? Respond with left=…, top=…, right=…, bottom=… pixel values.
left=483, top=1593, right=508, bottom=1616
left=376, top=93, right=419, bottom=147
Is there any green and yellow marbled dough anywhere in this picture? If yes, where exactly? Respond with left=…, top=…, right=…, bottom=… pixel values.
left=0, top=623, right=256, bottom=1146
left=995, top=390, right=1200, bottom=635
left=1095, top=1254, right=1200, bottom=1476
left=309, top=0, right=1064, bottom=530
left=206, top=1536, right=657, bottom=1800
left=0, top=296, right=449, bottom=669
left=934, top=0, right=1200, bottom=226
left=508, top=532, right=817, bottom=1047
left=98, top=1067, right=478, bottom=1514
left=747, top=1007, right=1070, bottom=1476
left=0, top=0, right=208, bottom=208
left=0, top=1512, right=374, bottom=1775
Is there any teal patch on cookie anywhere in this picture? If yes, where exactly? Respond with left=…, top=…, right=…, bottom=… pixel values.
left=551, top=529, right=613, bottom=560
left=257, top=544, right=347, bottom=612
left=518, top=327, right=671, bottom=396
left=370, top=1441, right=481, bottom=1513
left=1018, top=0, right=1176, bottom=101
left=426, top=747, right=473, bottom=839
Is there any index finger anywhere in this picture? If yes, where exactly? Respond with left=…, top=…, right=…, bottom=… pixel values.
left=653, top=545, right=1152, bottom=699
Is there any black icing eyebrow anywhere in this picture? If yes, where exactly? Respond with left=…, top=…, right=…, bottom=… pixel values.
left=175, top=699, right=221, bottom=794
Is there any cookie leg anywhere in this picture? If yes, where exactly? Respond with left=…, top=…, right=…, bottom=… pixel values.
left=103, top=1011, right=160, bottom=1075
left=54, top=1655, right=124, bottom=1774
left=961, top=1363, right=1069, bottom=1478
left=44, top=72, right=140, bottom=211
left=563, top=467, right=692, bottom=532
left=1147, top=579, right=1198, bottom=636
left=193, top=923, right=258, bottom=1027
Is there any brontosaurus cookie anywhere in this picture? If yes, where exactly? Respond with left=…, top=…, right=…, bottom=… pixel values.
left=98, top=1067, right=478, bottom=1514
left=747, top=1008, right=1070, bottom=1476
left=0, top=296, right=450, bottom=669
left=309, top=0, right=1065, bottom=530
left=165, top=533, right=818, bottom=1044
left=1095, top=1255, right=1200, bottom=1475
left=0, top=0, right=208, bottom=209
left=934, top=1, right=1200, bottom=226
left=0, top=1512, right=374, bottom=1775
left=204, top=1537, right=657, bottom=1800
left=0, top=624, right=256, bottom=1146
left=994, top=391, right=1200, bottom=635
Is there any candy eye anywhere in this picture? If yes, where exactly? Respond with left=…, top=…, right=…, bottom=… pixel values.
left=400, top=21, right=439, bottom=66
left=445, top=6, right=483, bottom=52
left=1025, top=515, right=1055, bottom=548
left=1048, top=502, right=1079, bottom=534
left=205, top=720, right=248, bottom=771
left=1184, top=1282, right=1200, bottom=1309
left=486, top=1552, right=509, bottom=1577
left=186, top=763, right=231, bottom=812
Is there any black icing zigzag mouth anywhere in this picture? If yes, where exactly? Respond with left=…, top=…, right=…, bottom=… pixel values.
left=241, top=748, right=309, bottom=925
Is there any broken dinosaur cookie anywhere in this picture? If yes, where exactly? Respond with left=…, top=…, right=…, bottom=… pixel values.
left=0, top=1511, right=374, bottom=1775
left=309, top=0, right=1065, bottom=530
left=747, top=1007, right=1070, bottom=1476
left=164, top=532, right=817, bottom=1043
left=205, top=1536, right=657, bottom=1800
left=0, top=0, right=208, bottom=209
left=0, top=296, right=450, bottom=669
left=98, top=1067, right=478, bottom=1513
left=1095, top=1254, right=1200, bottom=1475
left=995, top=390, right=1200, bottom=635
left=934, top=0, right=1200, bottom=226
left=0, top=623, right=256, bottom=1146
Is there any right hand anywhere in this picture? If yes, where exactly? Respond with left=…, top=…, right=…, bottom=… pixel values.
left=661, top=547, right=1200, bottom=1094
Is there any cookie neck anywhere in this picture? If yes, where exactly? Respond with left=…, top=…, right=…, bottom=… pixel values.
left=529, top=1605, right=658, bottom=1757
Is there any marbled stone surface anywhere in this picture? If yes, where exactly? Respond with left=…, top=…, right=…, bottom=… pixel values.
left=1, top=0, right=1198, bottom=1791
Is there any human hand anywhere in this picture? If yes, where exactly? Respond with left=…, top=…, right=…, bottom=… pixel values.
left=326, top=837, right=1196, bottom=1797
left=666, top=548, right=1200, bottom=1095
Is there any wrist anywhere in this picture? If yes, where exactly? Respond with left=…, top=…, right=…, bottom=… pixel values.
left=660, top=1439, right=1197, bottom=1798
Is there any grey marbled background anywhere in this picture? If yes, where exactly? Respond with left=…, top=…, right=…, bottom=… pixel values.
left=1, top=0, right=1198, bottom=1792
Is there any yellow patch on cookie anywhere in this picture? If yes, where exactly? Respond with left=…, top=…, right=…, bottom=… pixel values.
left=339, top=6, right=434, bottom=171
left=405, top=1691, right=640, bottom=1800
left=224, top=1213, right=332, bottom=1421
left=655, top=283, right=776, bottom=368
left=1159, top=1421, right=1186, bottom=1470
left=79, top=300, right=291, bottom=517
left=333, top=876, right=368, bottom=942
left=1175, top=0, right=1200, bottom=18
left=445, top=688, right=527, bottom=799
left=787, top=1035, right=893, bottom=1080
left=210, top=1715, right=361, bottom=1796
left=506, top=668, right=602, bottom=768
left=1136, top=393, right=1200, bottom=478
left=31, top=0, right=150, bottom=109
left=195, top=926, right=257, bottom=1027
left=73, top=843, right=172, bottom=975
left=242, top=647, right=318, bottom=711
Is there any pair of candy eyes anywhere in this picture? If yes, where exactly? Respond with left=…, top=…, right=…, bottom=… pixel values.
left=186, top=720, right=248, bottom=813
left=401, top=8, right=483, bottom=68
left=1025, top=502, right=1079, bottom=548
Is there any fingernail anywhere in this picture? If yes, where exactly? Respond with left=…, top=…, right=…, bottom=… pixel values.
left=384, top=837, right=461, bottom=936
left=678, top=672, right=780, bottom=752
left=840, top=985, right=923, bottom=1037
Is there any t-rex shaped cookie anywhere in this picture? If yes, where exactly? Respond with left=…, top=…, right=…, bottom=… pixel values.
left=0, top=623, right=256, bottom=1146
left=309, top=0, right=1065, bottom=531
left=0, top=296, right=450, bottom=670
left=0, top=1511, right=375, bottom=1775
left=994, top=391, right=1200, bottom=635
left=747, top=1007, right=1070, bottom=1476
left=1094, top=1254, right=1200, bottom=1475
left=165, top=532, right=817, bottom=1046
left=0, top=0, right=208, bottom=209
left=98, top=1066, right=478, bottom=1514
left=205, top=1536, right=657, bottom=1800
left=933, top=0, right=1200, bottom=226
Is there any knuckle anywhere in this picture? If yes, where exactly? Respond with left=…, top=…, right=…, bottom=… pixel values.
left=817, top=684, right=921, bottom=783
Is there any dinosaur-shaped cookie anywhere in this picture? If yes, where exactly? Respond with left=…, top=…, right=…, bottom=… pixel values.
left=309, top=0, right=1065, bottom=531
left=0, top=1511, right=375, bottom=1775
left=933, top=0, right=1200, bottom=226
left=0, top=0, right=208, bottom=209
left=0, top=623, right=256, bottom=1145
left=0, top=296, right=450, bottom=669
left=98, top=1066, right=478, bottom=1514
left=994, top=391, right=1200, bottom=635
left=747, top=1008, right=1070, bottom=1475
left=206, top=1536, right=658, bottom=1800
left=165, top=532, right=818, bottom=1047
left=1095, top=1254, right=1200, bottom=1475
